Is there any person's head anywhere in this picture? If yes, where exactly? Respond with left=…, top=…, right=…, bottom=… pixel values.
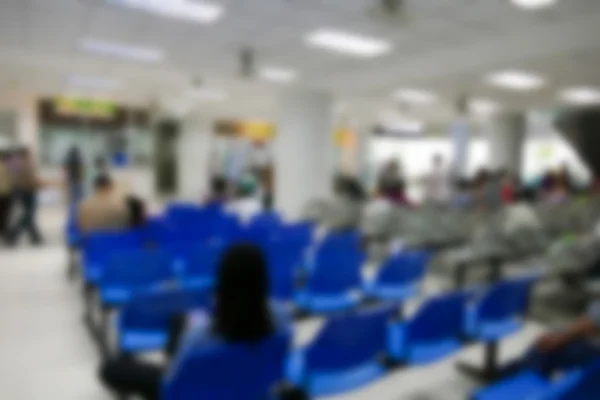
left=210, top=176, right=227, bottom=199
left=67, top=146, right=81, bottom=159
left=94, top=174, right=114, bottom=195
left=213, top=244, right=273, bottom=342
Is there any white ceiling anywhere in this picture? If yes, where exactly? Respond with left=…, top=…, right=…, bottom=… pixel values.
left=0, top=0, right=599, bottom=124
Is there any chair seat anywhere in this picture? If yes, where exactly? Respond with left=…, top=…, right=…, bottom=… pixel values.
left=286, top=349, right=386, bottom=397
left=182, top=277, right=214, bottom=290
left=465, top=308, right=523, bottom=341
left=100, top=287, right=133, bottom=306
left=388, top=323, right=462, bottom=365
left=472, top=371, right=550, bottom=400
left=363, top=281, right=419, bottom=302
left=294, top=290, right=361, bottom=313
left=119, top=330, right=168, bottom=353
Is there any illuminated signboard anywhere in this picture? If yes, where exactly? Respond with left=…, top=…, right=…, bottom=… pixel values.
left=214, top=119, right=275, bottom=140
left=53, top=97, right=117, bottom=119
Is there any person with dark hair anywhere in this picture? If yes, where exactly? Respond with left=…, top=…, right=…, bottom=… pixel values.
left=204, top=176, right=228, bottom=206
left=6, top=147, right=43, bottom=245
left=63, top=146, right=85, bottom=206
left=77, top=175, right=128, bottom=233
left=99, top=244, right=292, bottom=400
left=0, top=150, right=12, bottom=238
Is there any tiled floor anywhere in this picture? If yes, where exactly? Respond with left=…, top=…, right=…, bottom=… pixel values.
left=0, top=207, right=548, bottom=400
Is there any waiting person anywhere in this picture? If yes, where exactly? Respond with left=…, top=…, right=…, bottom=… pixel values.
left=203, top=176, right=228, bottom=207
left=422, top=154, right=452, bottom=205
left=0, top=150, right=12, bottom=238
left=77, top=175, right=129, bottom=234
left=99, top=244, right=292, bottom=400
left=226, top=173, right=263, bottom=224
left=63, top=146, right=85, bottom=207
left=6, top=147, right=43, bottom=245
left=499, top=169, right=516, bottom=205
left=508, top=303, right=600, bottom=377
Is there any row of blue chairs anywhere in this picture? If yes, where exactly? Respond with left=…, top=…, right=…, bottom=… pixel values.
left=151, top=277, right=538, bottom=398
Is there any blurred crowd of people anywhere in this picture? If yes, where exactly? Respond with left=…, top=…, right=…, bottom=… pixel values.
left=371, top=154, right=585, bottom=212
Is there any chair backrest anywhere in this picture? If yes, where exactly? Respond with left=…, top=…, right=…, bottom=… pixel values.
left=103, top=249, right=173, bottom=289
left=318, top=230, right=360, bottom=252
left=305, top=304, right=395, bottom=371
left=83, top=231, right=142, bottom=265
left=163, top=330, right=291, bottom=400
left=182, top=243, right=224, bottom=280
left=376, top=251, right=430, bottom=285
left=541, top=360, right=600, bottom=400
left=265, top=239, right=301, bottom=301
left=475, top=277, right=535, bottom=322
left=248, top=212, right=282, bottom=233
left=406, top=291, right=467, bottom=343
left=307, top=245, right=363, bottom=294
left=120, top=287, right=210, bottom=330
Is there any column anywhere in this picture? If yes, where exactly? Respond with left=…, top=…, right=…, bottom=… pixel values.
left=274, top=91, right=335, bottom=220
left=488, top=112, right=527, bottom=174
left=177, top=115, right=213, bottom=201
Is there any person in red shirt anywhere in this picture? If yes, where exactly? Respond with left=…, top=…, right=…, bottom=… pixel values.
left=499, top=169, right=516, bottom=205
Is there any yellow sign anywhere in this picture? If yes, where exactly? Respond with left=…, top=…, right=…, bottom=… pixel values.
left=241, top=121, right=275, bottom=141
left=333, top=128, right=356, bottom=148
left=54, top=97, right=117, bottom=119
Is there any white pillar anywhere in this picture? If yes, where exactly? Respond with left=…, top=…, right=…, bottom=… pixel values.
left=451, top=118, right=470, bottom=177
left=275, top=91, right=335, bottom=220
left=488, top=112, right=526, bottom=174
left=177, top=116, right=213, bottom=201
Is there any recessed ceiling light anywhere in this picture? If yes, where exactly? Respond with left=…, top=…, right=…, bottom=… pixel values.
left=259, top=67, right=297, bottom=83
left=393, top=88, right=437, bottom=104
left=66, top=74, right=122, bottom=90
left=306, top=29, right=392, bottom=58
left=510, top=0, right=558, bottom=10
left=80, top=38, right=164, bottom=63
left=105, top=0, right=223, bottom=24
left=188, top=88, right=228, bottom=102
left=559, top=87, right=600, bottom=105
left=469, top=98, right=501, bottom=115
left=485, top=70, right=545, bottom=91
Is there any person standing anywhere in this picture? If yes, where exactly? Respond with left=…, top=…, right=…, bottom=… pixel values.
left=7, top=147, right=43, bottom=246
left=0, top=150, right=13, bottom=239
left=63, top=146, right=85, bottom=207
left=422, top=154, right=452, bottom=205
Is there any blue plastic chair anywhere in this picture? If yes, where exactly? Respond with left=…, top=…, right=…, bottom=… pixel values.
left=388, top=291, right=467, bottom=364
left=99, top=249, right=174, bottom=307
left=82, top=231, right=142, bottom=285
left=117, top=287, right=210, bottom=353
left=179, top=243, right=224, bottom=289
left=265, top=239, right=304, bottom=302
left=294, top=244, right=364, bottom=313
left=460, top=277, right=538, bottom=380
left=472, top=359, right=600, bottom=400
left=364, top=251, right=431, bottom=303
left=163, top=330, right=291, bottom=400
left=286, top=304, right=395, bottom=397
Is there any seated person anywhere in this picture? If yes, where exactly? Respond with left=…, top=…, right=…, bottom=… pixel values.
left=511, top=302, right=600, bottom=377
left=77, top=175, right=129, bottom=234
left=226, top=173, right=263, bottom=224
left=99, top=244, right=291, bottom=400
left=203, top=175, right=228, bottom=207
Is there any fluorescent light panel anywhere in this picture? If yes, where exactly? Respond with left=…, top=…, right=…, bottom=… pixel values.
left=486, top=70, right=545, bottom=91
left=106, top=0, right=223, bottom=24
left=259, top=67, right=297, bottom=83
left=80, top=38, right=164, bottom=63
left=559, top=87, right=600, bottom=105
left=306, top=29, right=391, bottom=58
left=66, top=74, right=122, bottom=90
left=393, top=88, right=437, bottom=104
left=511, top=0, right=558, bottom=10
left=188, top=87, right=228, bottom=101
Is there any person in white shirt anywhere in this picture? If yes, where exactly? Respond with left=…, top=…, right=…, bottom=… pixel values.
left=422, top=154, right=452, bottom=205
left=226, top=173, right=263, bottom=224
